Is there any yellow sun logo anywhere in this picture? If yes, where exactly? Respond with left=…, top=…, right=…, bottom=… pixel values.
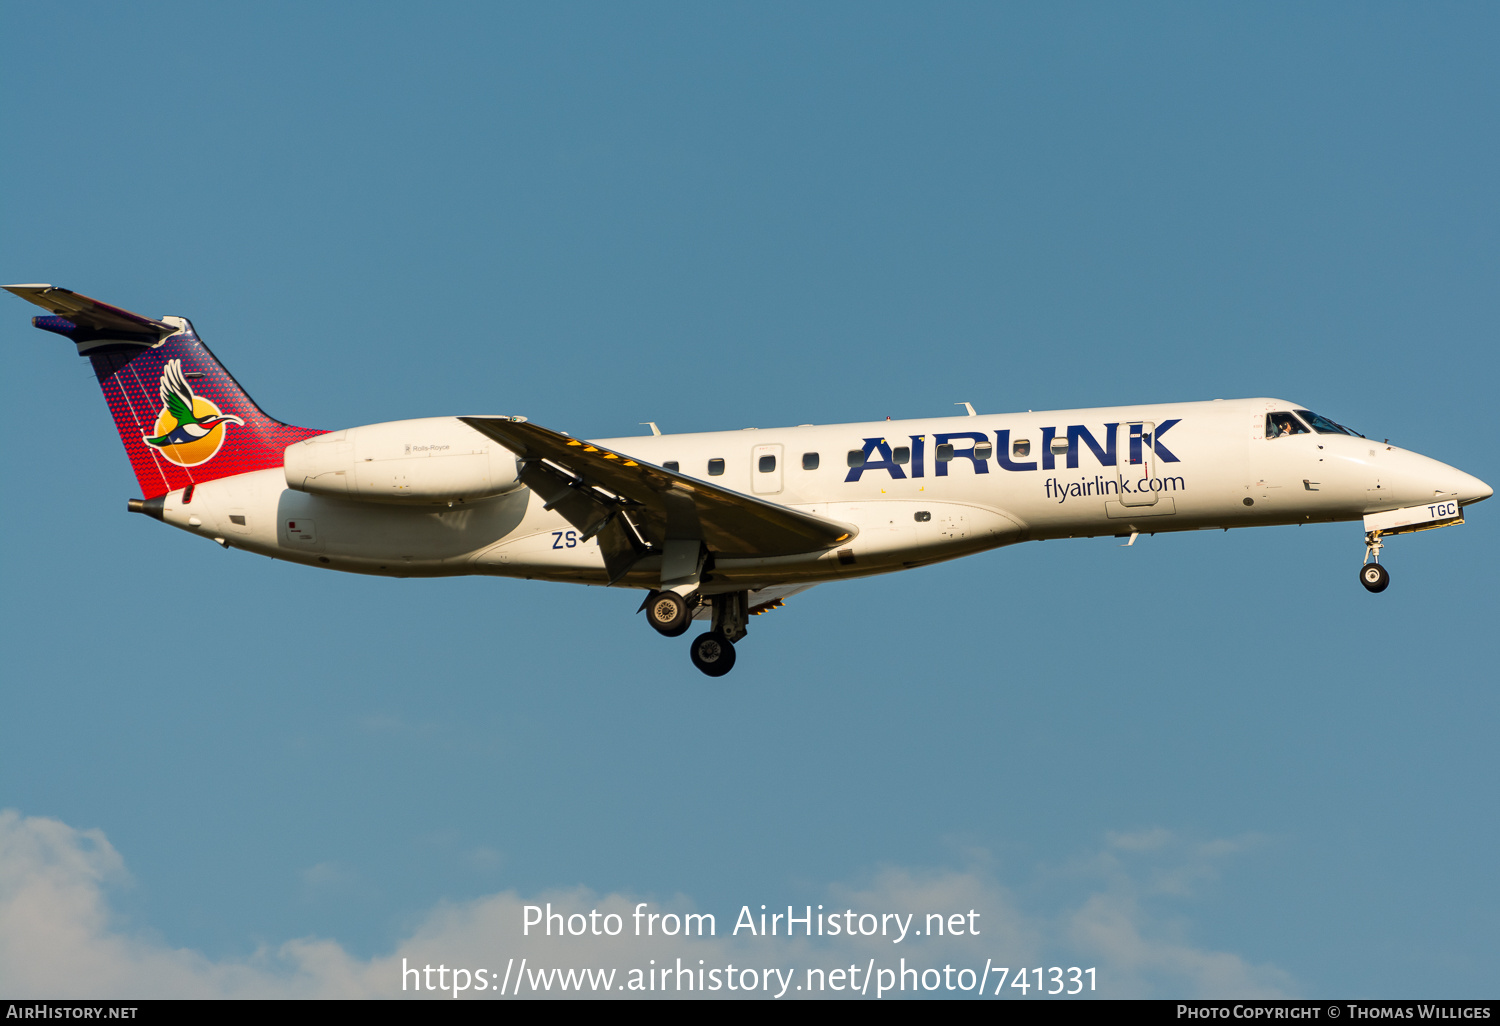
left=141, top=360, right=244, bottom=467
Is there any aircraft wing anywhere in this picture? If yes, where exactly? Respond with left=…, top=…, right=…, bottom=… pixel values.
left=460, top=418, right=856, bottom=579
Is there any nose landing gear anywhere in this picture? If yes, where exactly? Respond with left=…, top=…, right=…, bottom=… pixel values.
left=1360, top=531, right=1390, bottom=593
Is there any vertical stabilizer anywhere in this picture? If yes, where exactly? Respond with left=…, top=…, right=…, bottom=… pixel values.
left=7, top=285, right=323, bottom=498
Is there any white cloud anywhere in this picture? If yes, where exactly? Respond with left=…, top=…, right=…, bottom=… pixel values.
left=1066, top=890, right=1293, bottom=998
left=0, top=809, right=1293, bottom=999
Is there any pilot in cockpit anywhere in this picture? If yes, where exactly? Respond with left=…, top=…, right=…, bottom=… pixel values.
left=1268, top=412, right=1308, bottom=438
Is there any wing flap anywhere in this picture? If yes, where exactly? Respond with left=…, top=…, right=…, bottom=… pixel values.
left=460, top=417, right=856, bottom=558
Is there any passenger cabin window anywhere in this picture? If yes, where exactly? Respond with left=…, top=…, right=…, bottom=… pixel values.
left=914, top=510, right=932, bottom=522
left=935, top=444, right=954, bottom=462
left=893, top=446, right=910, bottom=464
left=663, top=461, right=679, bottom=472
left=1266, top=412, right=1310, bottom=438
left=803, top=452, right=820, bottom=470
left=1012, top=439, right=1031, bottom=458
left=708, top=458, right=725, bottom=476
left=847, top=450, right=865, bottom=468
left=1295, top=409, right=1362, bottom=437
left=758, top=455, right=776, bottom=473
left=973, top=442, right=993, bottom=460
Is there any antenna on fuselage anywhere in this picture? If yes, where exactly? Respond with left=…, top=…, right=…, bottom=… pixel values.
left=640, top=422, right=661, bottom=436
left=955, top=402, right=977, bottom=417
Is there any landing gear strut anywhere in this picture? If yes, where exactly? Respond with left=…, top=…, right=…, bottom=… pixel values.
left=689, top=591, right=749, bottom=677
left=1360, top=531, right=1390, bottom=593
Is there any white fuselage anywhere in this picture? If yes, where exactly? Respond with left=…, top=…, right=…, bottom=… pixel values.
left=153, top=397, right=1489, bottom=593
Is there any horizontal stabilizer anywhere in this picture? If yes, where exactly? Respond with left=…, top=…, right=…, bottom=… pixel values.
left=460, top=417, right=857, bottom=559
left=5, top=283, right=179, bottom=351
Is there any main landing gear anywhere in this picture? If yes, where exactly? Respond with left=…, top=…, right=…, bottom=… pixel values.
left=689, top=631, right=736, bottom=677
left=644, top=591, right=692, bottom=637
left=641, top=589, right=750, bottom=676
left=1360, top=530, right=1390, bottom=593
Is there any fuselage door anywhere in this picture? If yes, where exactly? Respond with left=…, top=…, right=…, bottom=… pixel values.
left=1117, top=422, right=1159, bottom=506
left=1248, top=408, right=1272, bottom=501
left=752, top=443, right=784, bottom=495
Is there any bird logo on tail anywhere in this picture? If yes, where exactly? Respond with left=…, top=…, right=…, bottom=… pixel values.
left=142, top=359, right=244, bottom=467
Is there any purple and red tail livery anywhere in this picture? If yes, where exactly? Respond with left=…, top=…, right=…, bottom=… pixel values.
left=10, top=284, right=322, bottom=497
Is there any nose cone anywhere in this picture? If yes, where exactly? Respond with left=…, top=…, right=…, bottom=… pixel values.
left=1459, top=471, right=1493, bottom=505
left=1378, top=448, right=1492, bottom=509
left=1432, top=460, right=1491, bottom=506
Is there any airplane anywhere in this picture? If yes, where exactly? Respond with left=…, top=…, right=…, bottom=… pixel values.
left=7, top=284, right=1492, bottom=676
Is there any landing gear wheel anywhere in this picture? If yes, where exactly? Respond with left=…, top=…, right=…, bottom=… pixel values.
left=1360, top=563, right=1390, bottom=593
left=689, top=631, right=737, bottom=677
left=646, top=591, right=691, bottom=637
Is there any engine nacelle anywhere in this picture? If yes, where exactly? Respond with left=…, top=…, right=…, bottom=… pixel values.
left=284, top=417, right=524, bottom=504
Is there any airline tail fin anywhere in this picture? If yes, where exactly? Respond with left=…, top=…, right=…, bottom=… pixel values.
left=6, top=285, right=323, bottom=498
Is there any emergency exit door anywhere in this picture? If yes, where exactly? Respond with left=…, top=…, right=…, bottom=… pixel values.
left=752, top=443, right=784, bottom=494
left=1117, top=422, right=1159, bottom=506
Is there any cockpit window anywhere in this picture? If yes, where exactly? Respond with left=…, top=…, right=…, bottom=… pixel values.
left=1266, top=412, right=1310, bottom=438
left=1295, top=409, right=1363, bottom=437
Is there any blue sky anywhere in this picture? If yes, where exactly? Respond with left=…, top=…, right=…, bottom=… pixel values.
left=2, top=2, right=1496, bottom=998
